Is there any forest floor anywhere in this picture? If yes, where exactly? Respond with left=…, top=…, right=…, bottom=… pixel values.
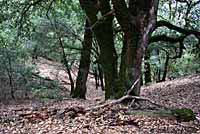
left=0, top=58, right=200, bottom=134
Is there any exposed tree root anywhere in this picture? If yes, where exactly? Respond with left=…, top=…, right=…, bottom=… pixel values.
left=86, top=78, right=165, bottom=111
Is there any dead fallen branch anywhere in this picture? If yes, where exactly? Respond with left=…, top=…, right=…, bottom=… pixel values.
left=127, top=78, right=140, bottom=95
left=86, top=78, right=164, bottom=111
left=85, top=95, right=165, bottom=111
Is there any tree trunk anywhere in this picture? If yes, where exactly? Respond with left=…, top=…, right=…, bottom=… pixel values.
left=112, top=0, right=159, bottom=96
left=6, top=50, right=15, bottom=100
left=119, top=34, right=128, bottom=96
left=144, top=50, right=152, bottom=84
left=98, top=64, right=104, bottom=91
left=94, top=66, right=99, bottom=90
left=58, top=36, right=75, bottom=95
left=73, top=20, right=93, bottom=99
left=79, top=0, right=119, bottom=99
left=154, top=48, right=162, bottom=82
left=161, top=52, right=170, bottom=82
left=94, top=9, right=118, bottom=99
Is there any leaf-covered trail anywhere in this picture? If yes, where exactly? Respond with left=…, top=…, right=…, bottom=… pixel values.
left=1, top=74, right=200, bottom=133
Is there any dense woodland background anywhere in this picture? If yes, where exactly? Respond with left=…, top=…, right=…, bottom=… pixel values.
left=0, top=0, right=200, bottom=133
left=0, top=0, right=199, bottom=101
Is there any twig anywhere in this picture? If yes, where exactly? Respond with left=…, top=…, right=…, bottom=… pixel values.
left=87, top=10, right=115, bottom=30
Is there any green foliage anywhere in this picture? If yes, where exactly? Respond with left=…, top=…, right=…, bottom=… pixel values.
left=32, top=87, right=64, bottom=100
left=0, top=37, right=33, bottom=99
left=0, top=0, right=84, bottom=100
left=172, top=108, right=196, bottom=122
left=168, top=53, right=200, bottom=78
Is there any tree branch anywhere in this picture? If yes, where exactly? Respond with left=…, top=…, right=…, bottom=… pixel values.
left=155, top=20, right=200, bottom=38
left=150, top=34, right=186, bottom=43
left=19, top=0, right=44, bottom=26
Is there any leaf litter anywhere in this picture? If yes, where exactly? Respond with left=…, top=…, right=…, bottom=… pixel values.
left=1, top=73, right=200, bottom=133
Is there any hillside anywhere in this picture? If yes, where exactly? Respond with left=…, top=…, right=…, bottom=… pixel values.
left=1, top=73, right=200, bottom=133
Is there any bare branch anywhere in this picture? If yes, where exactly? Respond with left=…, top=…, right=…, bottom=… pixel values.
left=19, top=0, right=44, bottom=27
left=127, top=78, right=140, bottom=95
left=150, top=34, right=186, bottom=43
left=155, top=20, right=200, bottom=38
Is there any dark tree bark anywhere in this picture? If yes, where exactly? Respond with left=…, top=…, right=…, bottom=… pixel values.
left=8, top=71, right=15, bottom=100
left=5, top=50, right=15, bottom=100
left=73, top=20, right=93, bottom=99
left=144, top=50, right=152, bottom=84
left=154, top=48, right=162, bottom=82
left=79, top=0, right=119, bottom=99
left=94, top=0, right=119, bottom=99
left=94, top=66, right=99, bottom=90
left=98, top=64, right=104, bottom=91
left=94, top=63, right=104, bottom=91
left=112, top=0, right=159, bottom=95
left=119, top=35, right=128, bottom=94
left=161, top=52, right=170, bottom=82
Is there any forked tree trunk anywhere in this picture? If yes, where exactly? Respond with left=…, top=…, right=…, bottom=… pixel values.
left=79, top=0, right=159, bottom=98
left=73, top=20, right=93, bottom=99
left=112, top=0, right=159, bottom=95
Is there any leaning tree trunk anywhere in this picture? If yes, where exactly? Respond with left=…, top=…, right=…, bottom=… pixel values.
left=112, top=0, right=159, bottom=95
left=73, top=20, right=93, bottom=99
left=58, top=36, right=75, bottom=96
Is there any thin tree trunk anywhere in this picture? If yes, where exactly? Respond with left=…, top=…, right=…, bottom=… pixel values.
left=8, top=72, right=15, bottom=100
left=73, top=20, right=93, bottom=99
left=6, top=50, right=15, bottom=100
left=94, top=66, right=99, bottom=90
left=161, top=52, right=170, bottom=82
left=58, top=37, right=75, bottom=95
left=144, top=50, right=152, bottom=84
left=98, top=64, right=104, bottom=91
left=155, top=48, right=162, bottom=82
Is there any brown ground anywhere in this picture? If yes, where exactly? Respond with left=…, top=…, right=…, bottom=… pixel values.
left=0, top=58, right=200, bottom=134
